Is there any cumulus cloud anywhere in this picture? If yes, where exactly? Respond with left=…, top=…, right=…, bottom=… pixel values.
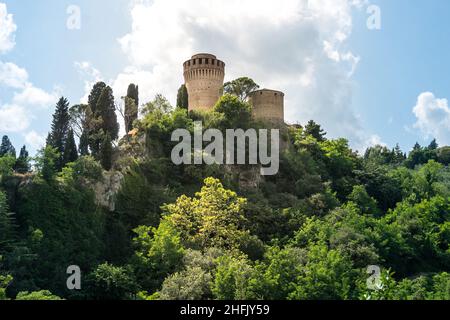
left=108, top=0, right=375, bottom=149
left=13, top=85, right=59, bottom=108
left=24, top=130, right=46, bottom=150
left=0, top=61, right=28, bottom=88
left=413, top=92, right=450, bottom=145
left=75, top=61, right=103, bottom=104
left=0, top=104, right=30, bottom=132
left=0, top=2, right=16, bottom=53
left=0, top=3, right=58, bottom=133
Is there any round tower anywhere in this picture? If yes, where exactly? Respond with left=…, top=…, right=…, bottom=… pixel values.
left=183, top=53, right=225, bottom=112
left=248, top=89, right=285, bottom=123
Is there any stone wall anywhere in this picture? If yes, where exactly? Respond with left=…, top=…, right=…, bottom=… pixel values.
left=183, top=53, right=225, bottom=111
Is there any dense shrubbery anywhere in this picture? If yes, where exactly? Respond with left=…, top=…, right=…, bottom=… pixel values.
left=0, top=81, right=449, bottom=300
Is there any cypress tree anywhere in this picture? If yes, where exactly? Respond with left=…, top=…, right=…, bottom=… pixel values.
left=0, top=136, right=16, bottom=158
left=63, top=129, right=78, bottom=164
left=96, top=86, right=119, bottom=141
left=126, top=83, right=139, bottom=110
left=88, top=82, right=107, bottom=114
left=176, top=84, right=189, bottom=110
left=100, top=133, right=113, bottom=171
left=124, top=97, right=138, bottom=133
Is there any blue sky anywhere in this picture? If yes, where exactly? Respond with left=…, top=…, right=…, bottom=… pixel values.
left=1, top=0, right=449, bottom=155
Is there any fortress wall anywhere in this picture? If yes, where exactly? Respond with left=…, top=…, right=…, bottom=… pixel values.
left=249, top=89, right=285, bottom=123
left=183, top=54, right=225, bottom=111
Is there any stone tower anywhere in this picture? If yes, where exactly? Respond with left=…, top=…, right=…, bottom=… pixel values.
left=183, top=53, right=225, bottom=111
left=248, top=89, right=285, bottom=123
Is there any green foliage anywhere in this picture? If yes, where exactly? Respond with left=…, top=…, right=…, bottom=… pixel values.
left=35, top=146, right=59, bottom=182
left=132, top=220, right=184, bottom=292
left=163, top=177, right=249, bottom=250
left=223, top=77, right=259, bottom=101
left=213, top=94, right=253, bottom=129
left=212, top=254, right=254, bottom=300
left=0, top=136, right=15, bottom=158
left=47, top=97, right=71, bottom=170
left=0, top=155, right=15, bottom=178
left=0, top=274, right=13, bottom=300
left=304, top=120, right=326, bottom=142
left=15, top=290, right=62, bottom=300
left=159, top=266, right=212, bottom=300
left=100, top=133, right=113, bottom=170
left=88, top=263, right=137, bottom=300
left=14, top=145, right=30, bottom=174
left=176, top=84, right=189, bottom=110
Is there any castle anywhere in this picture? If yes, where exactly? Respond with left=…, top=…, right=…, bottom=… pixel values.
left=183, top=53, right=285, bottom=123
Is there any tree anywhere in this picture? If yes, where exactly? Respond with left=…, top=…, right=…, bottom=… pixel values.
left=176, top=84, right=189, bottom=110
left=68, top=104, right=88, bottom=138
left=88, top=263, right=137, bottom=300
left=142, top=94, right=172, bottom=115
left=14, top=146, right=30, bottom=174
left=0, top=136, right=16, bottom=158
left=125, top=84, right=139, bottom=133
left=214, top=94, right=252, bottom=129
left=124, top=97, right=138, bottom=133
left=63, top=129, right=78, bottom=164
left=437, top=147, right=450, bottom=165
left=223, top=77, right=259, bottom=102
left=35, top=146, right=59, bottom=182
left=126, top=83, right=139, bottom=110
left=0, top=191, right=17, bottom=253
left=132, top=220, right=185, bottom=292
left=159, top=266, right=212, bottom=300
left=100, top=133, right=113, bottom=170
left=96, top=86, right=119, bottom=141
left=88, top=82, right=107, bottom=115
left=47, top=97, right=71, bottom=170
left=79, top=130, right=90, bottom=156
left=163, top=177, right=249, bottom=250
left=304, top=120, right=327, bottom=142
left=428, top=139, right=438, bottom=150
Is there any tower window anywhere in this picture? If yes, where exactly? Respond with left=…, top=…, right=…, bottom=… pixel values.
left=199, top=59, right=203, bottom=64
left=212, top=59, right=215, bottom=65
left=193, top=59, right=196, bottom=65
left=205, top=58, right=209, bottom=64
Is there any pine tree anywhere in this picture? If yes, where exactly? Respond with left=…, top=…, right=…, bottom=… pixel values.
left=176, top=84, right=189, bottom=110
left=63, top=129, right=78, bottom=164
left=304, top=120, right=327, bottom=142
left=428, top=139, right=438, bottom=150
left=48, top=97, right=71, bottom=170
left=0, top=136, right=16, bottom=158
left=14, top=146, right=30, bottom=174
left=100, top=133, right=113, bottom=171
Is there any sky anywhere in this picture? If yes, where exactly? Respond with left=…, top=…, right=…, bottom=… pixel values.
left=0, top=0, right=450, bottom=155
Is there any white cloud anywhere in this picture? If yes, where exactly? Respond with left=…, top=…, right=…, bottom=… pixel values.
left=24, top=130, right=46, bottom=150
left=109, top=0, right=375, bottom=148
left=0, top=104, right=30, bottom=132
left=13, top=84, right=58, bottom=108
left=0, top=61, right=28, bottom=88
left=0, top=2, right=16, bottom=54
left=75, top=61, right=103, bottom=104
left=413, top=92, right=450, bottom=145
